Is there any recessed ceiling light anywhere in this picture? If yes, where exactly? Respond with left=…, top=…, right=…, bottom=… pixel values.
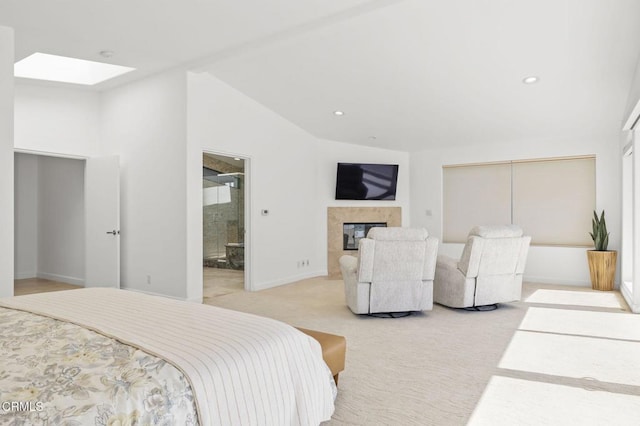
left=14, top=52, right=135, bottom=85
left=333, top=110, right=345, bottom=116
left=99, top=50, right=115, bottom=58
left=233, top=157, right=241, bottom=161
left=522, top=76, right=539, bottom=84
left=368, top=136, right=377, bottom=140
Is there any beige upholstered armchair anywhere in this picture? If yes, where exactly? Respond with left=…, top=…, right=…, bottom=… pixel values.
left=434, top=225, right=531, bottom=310
left=339, top=227, right=439, bottom=315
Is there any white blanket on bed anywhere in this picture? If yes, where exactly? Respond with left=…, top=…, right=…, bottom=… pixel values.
left=0, top=288, right=335, bottom=425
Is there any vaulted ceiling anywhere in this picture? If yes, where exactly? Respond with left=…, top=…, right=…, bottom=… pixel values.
left=2, top=0, right=640, bottom=151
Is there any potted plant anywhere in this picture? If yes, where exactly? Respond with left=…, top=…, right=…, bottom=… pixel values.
left=587, top=210, right=617, bottom=291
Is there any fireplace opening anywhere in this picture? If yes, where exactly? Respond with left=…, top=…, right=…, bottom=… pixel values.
left=343, top=222, right=387, bottom=250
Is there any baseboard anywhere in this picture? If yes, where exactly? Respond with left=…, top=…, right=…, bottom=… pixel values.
left=524, top=275, right=591, bottom=287
left=37, top=272, right=84, bottom=286
left=252, top=270, right=326, bottom=291
left=14, top=271, right=37, bottom=280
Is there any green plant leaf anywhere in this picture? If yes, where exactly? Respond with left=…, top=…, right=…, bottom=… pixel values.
left=590, top=209, right=609, bottom=251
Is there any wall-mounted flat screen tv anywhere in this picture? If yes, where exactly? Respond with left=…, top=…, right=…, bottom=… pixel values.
left=335, top=163, right=399, bottom=200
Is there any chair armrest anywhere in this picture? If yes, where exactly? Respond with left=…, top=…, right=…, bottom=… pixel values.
left=422, top=236, right=439, bottom=280
left=436, top=255, right=459, bottom=272
left=339, top=255, right=358, bottom=274
left=434, top=254, right=469, bottom=306
left=339, top=255, right=358, bottom=286
left=435, top=254, right=467, bottom=283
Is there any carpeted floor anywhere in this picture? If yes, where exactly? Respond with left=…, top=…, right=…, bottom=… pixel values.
left=204, top=277, right=640, bottom=425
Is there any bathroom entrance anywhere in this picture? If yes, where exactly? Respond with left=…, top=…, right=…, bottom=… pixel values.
left=202, top=153, right=245, bottom=300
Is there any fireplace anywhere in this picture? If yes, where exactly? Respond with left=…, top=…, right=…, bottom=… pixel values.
left=343, top=222, right=387, bottom=250
left=327, top=207, right=401, bottom=279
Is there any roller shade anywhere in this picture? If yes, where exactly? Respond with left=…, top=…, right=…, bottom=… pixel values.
left=512, top=157, right=595, bottom=246
left=443, top=156, right=595, bottom=246
left=443, top=162, right=511, bottom=243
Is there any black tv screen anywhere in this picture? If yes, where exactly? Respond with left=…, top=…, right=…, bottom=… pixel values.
left=335, top=163, right=399, bottom=200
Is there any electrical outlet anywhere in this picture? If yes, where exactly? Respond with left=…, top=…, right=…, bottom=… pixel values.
left=146, top=275, right=151, bottom=285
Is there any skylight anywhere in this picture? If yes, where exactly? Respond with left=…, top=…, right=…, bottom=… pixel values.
left=14, top=52, right=135, bottom=85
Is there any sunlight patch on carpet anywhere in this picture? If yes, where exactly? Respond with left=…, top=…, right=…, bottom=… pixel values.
left=499, top=331, right=640, bottom=386
left=525, top=289, right=622, bottom=309
left=519, top=307, right=640, bottom=341
left=468, top=376, right=640, bottom=426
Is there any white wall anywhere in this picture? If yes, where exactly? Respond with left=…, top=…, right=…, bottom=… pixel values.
left=14, top=153, right=38, bottom=279
left=13, top=84, right=101, bottom=288
left=36, top=156, right=85, bottom=285
left=0, top=26, right=14, bottom=297
left=623, top=54, right=640, bottom=129
left=187, top=72, right=324, bottom=297
left=187, top=72, right=411, bottom=298
left=101, top=70, right=189, bottom=299
left=14, top=83, right=101, bottom=157
left=410, top=134, right=621, bottom=286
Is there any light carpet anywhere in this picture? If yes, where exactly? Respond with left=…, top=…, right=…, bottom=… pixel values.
left=204, top=278, right=638, bottom=425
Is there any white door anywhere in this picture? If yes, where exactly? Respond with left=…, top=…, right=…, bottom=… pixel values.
left=85, top=156, right=120, bottom=288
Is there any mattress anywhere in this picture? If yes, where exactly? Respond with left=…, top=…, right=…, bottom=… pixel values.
left=0, top=288, right=336, bottom=425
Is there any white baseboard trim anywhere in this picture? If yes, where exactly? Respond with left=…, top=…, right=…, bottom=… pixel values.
left=14, top=271, right=37, bottom=280
left=37, top=272, right=84, bottom=286
left=524, top=275, right=591, bottom=287
left=121, top=286, right=201, bottom=303
left=252, top=270, right=326, bottom=291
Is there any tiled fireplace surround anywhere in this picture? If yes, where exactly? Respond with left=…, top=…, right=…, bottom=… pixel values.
left=327, top=207, right=402, bottom=279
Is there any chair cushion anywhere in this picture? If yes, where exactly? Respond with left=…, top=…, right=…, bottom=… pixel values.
left=372, top=240, right=427, bottom=281
left=367, top=227, right=428, bottom=241
left=469, top=225, right=523, bottom=238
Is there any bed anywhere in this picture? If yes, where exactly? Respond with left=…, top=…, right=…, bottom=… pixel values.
left=0, top=288, right=336, bottom=425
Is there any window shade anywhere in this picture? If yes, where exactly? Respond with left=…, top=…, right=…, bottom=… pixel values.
left=512, top=157, right=595, bottom=246
left=443, top=163, right=512, bottom=243
left=442, top=156, right=595, bottom=247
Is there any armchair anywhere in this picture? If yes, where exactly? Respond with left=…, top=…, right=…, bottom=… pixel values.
left=434, top=225, right=531, bottom=309
left=339, top=227, right=438, bottom=315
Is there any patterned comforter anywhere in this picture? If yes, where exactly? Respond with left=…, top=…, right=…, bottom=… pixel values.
left=0, top=289, right=336, bottom=426
left=0, top=306, right=197, bottom=425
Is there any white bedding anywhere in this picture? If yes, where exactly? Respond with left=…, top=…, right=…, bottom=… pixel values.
left=0, top=288, right=335, bottom=425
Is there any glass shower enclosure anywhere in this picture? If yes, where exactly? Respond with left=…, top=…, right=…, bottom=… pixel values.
left=202, top=167, right=244, bottom=270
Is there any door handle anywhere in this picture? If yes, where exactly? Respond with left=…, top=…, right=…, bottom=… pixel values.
left=106, top=230, right=120, bottom=235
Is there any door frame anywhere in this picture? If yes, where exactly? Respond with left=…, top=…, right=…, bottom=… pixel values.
left=201, top=149, right=252, bottom=291
left=14, top=148, right=88, bottom=160
left=622, top=104, right=640, bottom=313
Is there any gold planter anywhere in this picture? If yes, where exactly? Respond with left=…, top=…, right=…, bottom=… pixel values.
left=586, top=250, right=617, bottom=291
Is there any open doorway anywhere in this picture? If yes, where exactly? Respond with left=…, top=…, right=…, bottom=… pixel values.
left=202, top=153, right=246, bottom=301
left=14, top=152, right=85, bottom=295
left=14, top=151, right=121, bottom=296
